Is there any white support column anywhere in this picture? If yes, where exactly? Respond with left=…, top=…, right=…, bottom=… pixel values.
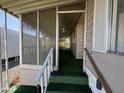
left=111, top=0, right=118, bottom=51
left=55, top=6, right=59, bottom=71
left=37, top=10, right=40, bottom=65
left=4, top=11, right=9, bottom=90
left=0, top=25, right=2, bottom=93
left=83, top=1, right=87, bottom=72
left=19, top=14, right=23, bottom=65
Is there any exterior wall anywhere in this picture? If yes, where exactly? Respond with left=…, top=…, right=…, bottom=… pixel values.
left=71, top=14, right=84, bottom=59
left=86, top=0, right=94, bottom=53
left=85, top=0, right=124, bottom=93
left=85, top=0, right=97, bottom=92
left=71, top=31, right=77, bottom=57
left=85, top=0, right=95, bottom=76
left=76, top=15, right=84, bottom=59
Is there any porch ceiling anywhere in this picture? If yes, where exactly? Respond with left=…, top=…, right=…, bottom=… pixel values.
left=0, top=0, right=83, bottom=16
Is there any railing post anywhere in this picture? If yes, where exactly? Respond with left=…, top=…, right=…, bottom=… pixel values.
left=44, top=67, right=47, bottom=87
left=48, top=59, right=50, bottom=78
left=40, top=77, right=44, bottom=93
left=36, top=48, right=54, bottom=93
left=51, top=52, right=53, bottom=72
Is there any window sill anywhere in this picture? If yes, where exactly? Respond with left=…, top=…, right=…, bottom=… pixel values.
left=107, top=51, right=124, bottom=56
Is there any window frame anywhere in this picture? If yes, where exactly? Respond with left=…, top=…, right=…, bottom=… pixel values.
left=108, top=0, right=124, bottom=55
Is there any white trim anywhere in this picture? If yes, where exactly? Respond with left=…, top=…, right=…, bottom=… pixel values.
left=106, top=0, right=113, bottom=51
left=19, top=14, right=23, bottom=65
left=92, top=0, right=109, bottom=53
left=92, top=48, right=107, bottom=53
left=0, top=55, right=1, bottom=92
left=92, top=0, right=96, bottom=51
left=83, top=1, right=87, bottom=72
left=37, top=10, right=40, bottom=65
left=20, top=64, right=42, bottom=70
left=55, top=6, right=59, bottom=71
left=58, top=10, right=86, bottom=14
left=4, top=11, right=9, bottom=90
left=111, top=0, right=118, bottom=51
left=105, top=0, right=109, bottom=52
left=56, top=7, right=86, bottom=72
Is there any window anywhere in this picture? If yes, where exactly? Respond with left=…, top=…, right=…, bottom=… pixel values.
left=110, top=0, right=124, bottom=54
left=22, top=12, right=37, bottom=65
left=92, top=0, right=108, bottom=52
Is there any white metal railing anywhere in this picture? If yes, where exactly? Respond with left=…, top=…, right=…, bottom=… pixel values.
left=36, top=48, right=54, bottom=93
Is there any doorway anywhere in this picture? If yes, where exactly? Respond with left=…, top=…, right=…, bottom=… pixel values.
left=55, top=3, right=86, bottom=71
left=54, top=1, right=87, bottom=72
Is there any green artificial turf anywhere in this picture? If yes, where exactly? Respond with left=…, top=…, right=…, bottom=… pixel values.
left=46, top=49, right=92, bottom=93
left=7, top=85, right=37, bottom=93
left=7, top=85, right=18, bottom=93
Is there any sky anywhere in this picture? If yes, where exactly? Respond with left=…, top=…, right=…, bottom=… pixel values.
left=0, top=9, right=19, bottom=31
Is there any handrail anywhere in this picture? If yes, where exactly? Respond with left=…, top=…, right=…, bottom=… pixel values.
left=84, top=48, right=112, bottom=93
left=36, top=48, right=54, bottom=93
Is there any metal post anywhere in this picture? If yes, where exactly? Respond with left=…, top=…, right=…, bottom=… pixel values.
left=37, top=10, right=40, bottom=65
left=50, top=52, right=53, bottom=71
left=19, top=14, right=23, bottom=65
left=4, top=11, right=9, bottom=90
left=55, top=6, right=59, bottom=71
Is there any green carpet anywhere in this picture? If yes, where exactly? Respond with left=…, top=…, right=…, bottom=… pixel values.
left=46, top=49, right=92, bottom=93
